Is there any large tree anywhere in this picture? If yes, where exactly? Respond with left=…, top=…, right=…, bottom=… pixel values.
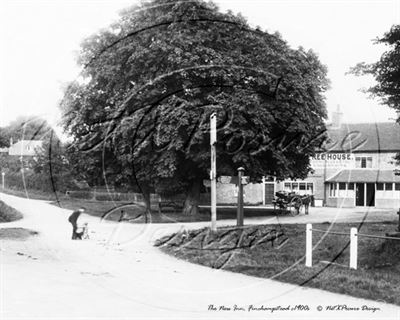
left=60, top=0, right=329, bottom=214
left=350, top=25, right=400, bottom=163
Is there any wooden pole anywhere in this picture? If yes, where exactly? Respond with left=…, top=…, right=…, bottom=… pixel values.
left=237, top=167, right=244, bottom=227
left=210, top=113, right=217, bottom=232
left=350, top=228, right=358, bottom=270
left=262, top=176, right=266, bottom=205
left=305, top=223, right=312, bottom=267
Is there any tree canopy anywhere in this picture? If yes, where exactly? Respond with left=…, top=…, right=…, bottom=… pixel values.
left=60, top=0, right=329, bottom=214
left=351, top=25, right=400, bottom=114
left=350, top=24, right=400, bottom=163
left=0, top=116, right=56, bottom=146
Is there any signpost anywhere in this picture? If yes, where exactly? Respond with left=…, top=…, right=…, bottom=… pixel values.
left=237, top=167, right=245, bottom=227
left=203, top=179, right=211, bottom=188
left=210, top=113, right=217, bottom=232
left=218, top=175, right=249, bottom=185
left=218, top=176, right=232, bottom=184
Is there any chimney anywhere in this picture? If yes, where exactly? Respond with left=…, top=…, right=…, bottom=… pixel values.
left=331, top=104, right=343, bottom=128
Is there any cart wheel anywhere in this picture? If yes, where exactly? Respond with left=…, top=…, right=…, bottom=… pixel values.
left=289, top=197, right=302, bottom=216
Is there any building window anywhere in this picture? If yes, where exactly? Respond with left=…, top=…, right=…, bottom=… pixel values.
left=376, top=183, right=384, bottom=190
left=395, top=183, right=400, bottom=191
left=348, top=183, right=354, bottom=190
left=284, top=181, right=314, bottom=194
left=385, top=183, right=393, bottom=191
left=355, top=157, right=372, bottom=168
left=339, top=183, right=346, bottom=190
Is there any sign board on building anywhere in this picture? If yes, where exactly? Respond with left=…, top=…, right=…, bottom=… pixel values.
left=310, top=153, right=355, bottom=169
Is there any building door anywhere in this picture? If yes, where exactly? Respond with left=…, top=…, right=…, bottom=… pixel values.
left=355, top=183, right=365, bottom=206
left=264, top=183, right=275, bottom=205
left=366, top=183, right=375, bottom=207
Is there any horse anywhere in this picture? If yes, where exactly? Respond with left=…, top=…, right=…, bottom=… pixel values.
left=299, top=194, right=314, bottom=215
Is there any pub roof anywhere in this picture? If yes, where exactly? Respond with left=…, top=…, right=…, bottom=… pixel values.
left=325, top=122, right=400, bottom=153
left=326, top=169, right=400, bottom=183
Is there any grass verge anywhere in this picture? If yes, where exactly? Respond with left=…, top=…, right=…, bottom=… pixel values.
left=0, top=200, right=23, bottom=222
left=157, top=221, right=400, bottom=305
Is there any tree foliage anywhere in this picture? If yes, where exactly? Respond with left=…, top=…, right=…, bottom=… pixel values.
left=60, top=0, right=329, bottom=214
left=351, top=25, right=400, bottom=114
left=0, top=116, right=56, bottom=146
left=350, top=25, right=400, bottom=164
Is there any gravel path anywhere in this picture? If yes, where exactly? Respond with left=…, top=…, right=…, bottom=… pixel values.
left=1, top=192, right=399, bottom=319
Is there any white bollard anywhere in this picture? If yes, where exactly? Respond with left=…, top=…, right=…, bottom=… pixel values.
left=350, top=228, right=358, bottom=270
left=306, top=223, right=312, bottom=267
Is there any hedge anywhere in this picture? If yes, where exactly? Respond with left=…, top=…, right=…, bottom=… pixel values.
left=4, top=171, right=75, bottom=193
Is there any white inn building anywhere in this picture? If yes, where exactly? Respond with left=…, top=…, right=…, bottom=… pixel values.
left=266, top=121, right=400, bottom=209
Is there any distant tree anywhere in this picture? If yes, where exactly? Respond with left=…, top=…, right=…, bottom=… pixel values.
left=31, top=136, right=81, bottom=193
left=2, top=116, right=57, bottom=144
left=350, top=24, right=400, bottom=163
left=61, top=0, right=329, bottom=214
left=0, top=116, right=59, bottom=173
left=0, top=127, right=10, bottom=147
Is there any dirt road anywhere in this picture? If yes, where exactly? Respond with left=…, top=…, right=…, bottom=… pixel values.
left=1, top=193, right=399, bottom=319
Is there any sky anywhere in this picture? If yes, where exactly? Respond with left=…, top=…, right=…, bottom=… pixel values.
left=1, top=0, right=399, bottom=137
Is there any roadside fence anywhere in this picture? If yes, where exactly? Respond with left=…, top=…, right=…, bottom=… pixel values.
left=305, top=223, right=400, bottom=270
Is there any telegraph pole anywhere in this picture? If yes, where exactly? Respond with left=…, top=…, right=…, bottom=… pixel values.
left=210, top=113, right=217, bottom=232
left=237, top=167, right=244, bottom=227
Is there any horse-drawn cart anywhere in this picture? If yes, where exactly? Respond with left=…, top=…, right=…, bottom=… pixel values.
left=272, top=191, right=312, bottom=216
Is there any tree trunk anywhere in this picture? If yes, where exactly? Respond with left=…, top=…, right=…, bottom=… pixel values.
left=183, top=179, right=201, bottom=216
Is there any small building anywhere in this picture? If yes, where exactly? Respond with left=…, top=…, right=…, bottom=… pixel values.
left=8, top=140, right=43, bottom=157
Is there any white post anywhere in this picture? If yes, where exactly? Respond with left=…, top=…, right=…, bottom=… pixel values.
left=210, top=113, right=217, bottom=232
left=306, top=223, right=312, bottom=267
left=1, top=172, right=4, bottom=189
left=262, top=176, right=266, bottom=205
left=350, top=228, right=358, bottom=270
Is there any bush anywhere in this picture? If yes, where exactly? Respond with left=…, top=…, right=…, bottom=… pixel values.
left=0, top=200, right=23, bottom=222
left=4, top=171, right=76, bottom=193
